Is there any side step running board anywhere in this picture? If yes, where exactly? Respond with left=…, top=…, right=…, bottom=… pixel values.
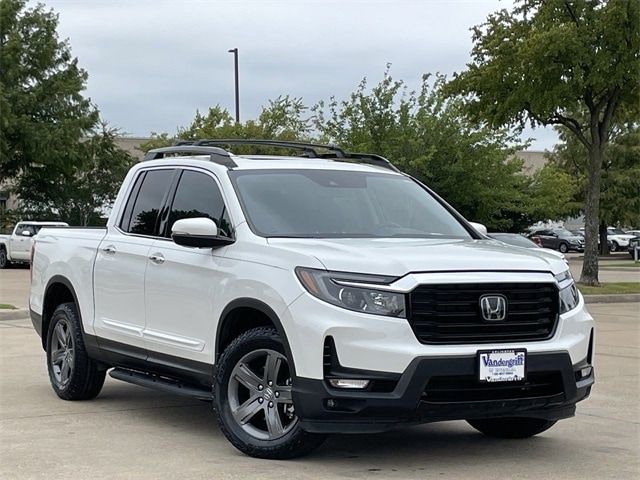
left=109, top=367, right=213, bottom=401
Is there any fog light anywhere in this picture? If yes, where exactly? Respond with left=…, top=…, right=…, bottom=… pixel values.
left=580, top=367, right=592, bottom=378
left=327, top=379, right=370, bottom=389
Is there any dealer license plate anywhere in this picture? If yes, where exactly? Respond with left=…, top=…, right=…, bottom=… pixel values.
left=478, top=349, right=526, bottom=382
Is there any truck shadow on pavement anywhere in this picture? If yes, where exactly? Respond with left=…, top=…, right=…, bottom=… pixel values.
left=97, top=381, right=574, bottom=466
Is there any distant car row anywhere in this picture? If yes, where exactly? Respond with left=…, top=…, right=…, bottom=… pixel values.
left=490, top=226, right=640, bottom=258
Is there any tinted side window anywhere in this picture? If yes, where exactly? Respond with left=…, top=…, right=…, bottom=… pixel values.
left=167, top=171, right=231, bottom=237
left=127, top=169, right=174, bottom=236
left=120, top=172, right=145, bottom=232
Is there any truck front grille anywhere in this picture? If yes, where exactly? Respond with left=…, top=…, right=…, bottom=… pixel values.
left=408, top=283, right=559, bottom=344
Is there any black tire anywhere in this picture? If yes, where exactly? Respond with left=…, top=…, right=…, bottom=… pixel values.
left=214, top=327, right=326, bottom=459
left=467, top=417, right=557, bottom=439
left=0, top=247, right=9, bottom=269
left=611, top=241, right=619, bottom=252
left=46, top=302, right=106, bottom=400
left=558, top=242, right=569, bottom=253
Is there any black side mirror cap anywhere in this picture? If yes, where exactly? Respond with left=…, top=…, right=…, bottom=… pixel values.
left=171, top=233, right=235, bottom=248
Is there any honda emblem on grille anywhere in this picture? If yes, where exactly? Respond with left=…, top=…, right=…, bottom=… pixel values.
left=479, top=294, right=508, bottom=321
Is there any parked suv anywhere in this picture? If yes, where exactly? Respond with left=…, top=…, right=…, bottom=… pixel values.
left=29, top=140, right=595, bottom=459
left=528, top=228, right=585, bottom=253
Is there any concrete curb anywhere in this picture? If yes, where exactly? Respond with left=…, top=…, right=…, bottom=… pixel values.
left=583, top=294, right=640, bottom=304
left=0, top=308, right=29, bottom=321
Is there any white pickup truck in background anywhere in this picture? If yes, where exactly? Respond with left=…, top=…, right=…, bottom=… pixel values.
left=0, top=221, right=68, bottom=268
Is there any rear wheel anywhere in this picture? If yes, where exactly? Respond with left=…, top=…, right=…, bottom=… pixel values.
left=467, top=417, right=557, bottom=439
left=46, top=303, right=106, bottom=400
left=0, top=248, right=8, bottom=269
left=214, top=327, right=326, bottom=459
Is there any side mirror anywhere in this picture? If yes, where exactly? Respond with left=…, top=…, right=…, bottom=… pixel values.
left=171, top=217, right=234, bottom=248
left=21, top=230, right=32, bottom=237
left=469, top=222, right=488, bottom=236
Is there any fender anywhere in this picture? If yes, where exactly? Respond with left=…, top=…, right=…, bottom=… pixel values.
left=40, top=275, right=100, bottom=356
left=217, top=298, right=296, bottom=376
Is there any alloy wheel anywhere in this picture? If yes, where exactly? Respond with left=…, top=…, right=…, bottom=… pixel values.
left=50, top=319, right=75, bottom=387
left=227, top=349, right=297, bottom=440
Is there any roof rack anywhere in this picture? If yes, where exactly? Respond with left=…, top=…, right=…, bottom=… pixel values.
left=143, top=145, right=237, bottom=168
left=186, top=139, right=345, bottom=157
left=189, top=139, right=399, bottom=172
left=143, top=139, right=399, bottom=172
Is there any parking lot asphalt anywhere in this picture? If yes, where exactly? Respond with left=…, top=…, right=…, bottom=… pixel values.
left=0, top=302, right=638, bottom=480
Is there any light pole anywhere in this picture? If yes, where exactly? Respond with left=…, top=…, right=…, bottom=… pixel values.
left=228, top=48, right=240, bottom=124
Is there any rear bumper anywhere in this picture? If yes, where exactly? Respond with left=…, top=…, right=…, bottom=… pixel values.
left=293, top=351, right=593, bottom=434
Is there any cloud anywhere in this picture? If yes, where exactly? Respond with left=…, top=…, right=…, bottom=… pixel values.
left=43, top=0, right=558, bottom=149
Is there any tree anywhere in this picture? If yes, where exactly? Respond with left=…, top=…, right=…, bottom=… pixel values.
left=446, top=0, right=640, bottom=285
left=0, top=0, right=98, bottom=180
left=17, top=124, right=134, bottom=225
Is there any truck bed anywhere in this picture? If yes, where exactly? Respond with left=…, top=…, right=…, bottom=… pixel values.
left=30, top=227, right=107, bottom=337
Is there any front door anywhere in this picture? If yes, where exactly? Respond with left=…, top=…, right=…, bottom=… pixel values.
left=144, top=169, right=232, bottom=364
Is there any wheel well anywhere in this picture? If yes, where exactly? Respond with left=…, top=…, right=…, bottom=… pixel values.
left=41, top=282, right=74, bottom=348
left=216, top=307, right=274, bottom=360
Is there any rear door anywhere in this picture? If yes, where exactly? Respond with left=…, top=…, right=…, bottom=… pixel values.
left=535, top=230, right=555, bottom=249
left=93, top=168, right=177, bottom=350
left=144, top=168, right=233, bottom=364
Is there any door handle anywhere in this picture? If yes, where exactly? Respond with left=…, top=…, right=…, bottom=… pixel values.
left=102, top=245, right=116, bottom=255
left=149, top=253, right=165, bottom=265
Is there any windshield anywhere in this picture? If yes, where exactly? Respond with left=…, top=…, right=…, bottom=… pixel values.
left=553, top=228, right=575, bottom=237
left=608, top=228, right=626, bottom=235
left=491, top=234, right=538, bottom=248
left=230, top=169, right=472, bottom=239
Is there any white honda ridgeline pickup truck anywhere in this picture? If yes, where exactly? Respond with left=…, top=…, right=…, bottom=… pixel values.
left=30, top=140, right=594, bottom=459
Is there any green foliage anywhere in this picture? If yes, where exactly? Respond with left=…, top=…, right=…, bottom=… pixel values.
left=446, top=0, right=639, bottom=139
left=0, top=0, right=98, bottom=179
left=17, top=124, right=134, bottom=226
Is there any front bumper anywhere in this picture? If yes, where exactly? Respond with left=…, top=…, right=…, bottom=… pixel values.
left=284, top=286, right=594, bottom=379
left=294, top=352, right=594, bottom=433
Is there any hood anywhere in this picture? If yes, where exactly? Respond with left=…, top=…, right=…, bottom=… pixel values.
left=610, top=234, right=635, bottom=240
left=267, top=237, right=567, bottom=277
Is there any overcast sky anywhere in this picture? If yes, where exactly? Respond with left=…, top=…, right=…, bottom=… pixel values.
left=43, top=0, right=558, bottom=150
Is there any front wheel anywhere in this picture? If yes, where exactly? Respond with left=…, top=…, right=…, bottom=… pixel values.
left=467, top=417, right=557, bottom=439
left=610, top=241, right=619, bottom=252
left=214, top=327, right=326, bottom=459
left=558, top=242, right=569, bottom=253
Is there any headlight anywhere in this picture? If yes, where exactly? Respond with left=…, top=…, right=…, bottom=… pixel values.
left=555, top=270, right=579, bottom=314
left=295, top=267, right=406, bottom=317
